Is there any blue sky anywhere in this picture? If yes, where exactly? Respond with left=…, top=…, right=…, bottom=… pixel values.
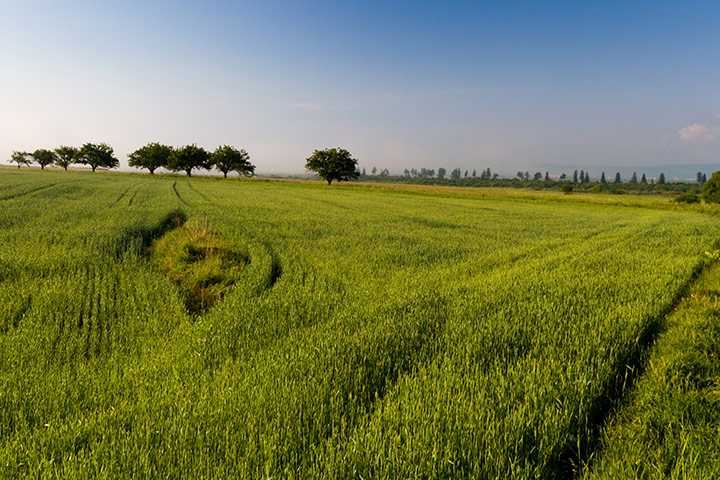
left=1, top=1, right=719, bottom=174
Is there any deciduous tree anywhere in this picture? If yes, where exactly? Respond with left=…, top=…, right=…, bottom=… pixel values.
left=128, top=142, right=173, bottom=174
left=168, top=144, right=211, bottom=177
left=75, top=143, right=119, bottom=172
left=10, top=151, right=31, bottom=169
left=54, top=146, right=78, bottom=171
left=304, top=148, right=359, bottom=185
left=212, top=145, right=254, bottom=178
left=31, top=149, right=57, bottom=170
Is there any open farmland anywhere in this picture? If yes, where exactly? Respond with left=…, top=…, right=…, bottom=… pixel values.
left=1, top=169, right=719, bottom=478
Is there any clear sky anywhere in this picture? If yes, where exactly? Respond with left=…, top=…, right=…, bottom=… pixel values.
left=1, top=0, right=719, bottom=174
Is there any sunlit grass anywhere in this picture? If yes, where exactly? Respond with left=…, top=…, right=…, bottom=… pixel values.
left=1, top=169, right=719, bottom=478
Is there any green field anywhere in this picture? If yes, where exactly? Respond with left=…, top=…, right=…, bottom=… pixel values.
left=1, top=168, right=719, bottom=478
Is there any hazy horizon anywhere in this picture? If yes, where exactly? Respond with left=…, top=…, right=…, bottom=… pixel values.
left=2, top=1, right=719, bottom=174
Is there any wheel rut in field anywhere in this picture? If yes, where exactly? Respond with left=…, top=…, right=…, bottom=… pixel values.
left=172, top=181, right=190, bottom=206
left=0, top=179, right=85, bottom=202
left=0, top=183, right=58, bottom=201
left=185, top=181, right=216, bottom=205
left=557, top=258, right=709, bottom=479
left=110, top=184, right=134, bottom=206
left=127, top=183, right=144, bottom=205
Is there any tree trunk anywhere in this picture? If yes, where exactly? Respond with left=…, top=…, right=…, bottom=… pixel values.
left=327, top=179, right=333, bottom=185
left=92, top=165, right=96, bottom=172
left=149, top=169, right=155, bottom=174
left=64, top=166, right=68, bottom=171
left=223, top=172, right=227, bottom=179
left=41, top=165, right=45, bottom=170
left=17, top=164, right=20, bottom=169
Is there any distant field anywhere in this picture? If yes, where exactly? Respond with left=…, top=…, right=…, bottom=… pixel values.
left=1, top=168, right=719, bottom=478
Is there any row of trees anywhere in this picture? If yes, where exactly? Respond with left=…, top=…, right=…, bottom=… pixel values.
left=11, top=144, right=118, bottom=172
left=128, top=143, right=254, bottom=178
left=363, top=165, right=707, bottom=186
left=362, top=167, right=497, bottom=180
left=9, top=143, right=255, bottom=178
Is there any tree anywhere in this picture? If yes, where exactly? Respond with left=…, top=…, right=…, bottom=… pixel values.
left=583, top=171, right=590, bottom=183
left=702, top=170, right=720, bottom=203
left=697, top=172, right=704, bottom=184
left=54, top=146, right=78, bottom=171
left=657, top=172, right=666, bottom=185
left=579, top=170, right=585, bottom=183
left=472, top=169, right=477, bottom=177
left=30, top=149, right=56, bottom=170
left=600, top=172, right=606, bottom=184
left=641, top=173, right=647, bottom=184
left=304, top=148, right=359, bottom=185
left=630, top=171, right=638, bottom=184
left=437, top=168, right=446, bottom=179
left=128, top=142, right=173, bottom=174
left=450, top=168, right=462, bottom=179
left=545, top=171, right=550, bottom=181
left=168, top=144, right=211, bottom=177
left=573, top=170, right=578, bottom=182
left=559, top=173, right=567, bottom=180
left=614, top=172, right=621, bottom=183
left=361, top=167, right=367, bottom=177
left=371, top=166, right=377, bottom=175
left=533, top=171, right=542, bottom=181
left=464, top=170, right=468, bottom=178
left=9, top=151, right=31, bottom=169
left=211, top=145, right=254, bottom=178
left=75, top=143, right=119, bottom=172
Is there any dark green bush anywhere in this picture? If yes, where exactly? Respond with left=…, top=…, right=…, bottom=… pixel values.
left=674, top=191, right=700, bottom=204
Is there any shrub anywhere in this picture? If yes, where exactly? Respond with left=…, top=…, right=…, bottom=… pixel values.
left=674, top=191, right=700, bottom=204
left=702, top=170, right=720, bottom=203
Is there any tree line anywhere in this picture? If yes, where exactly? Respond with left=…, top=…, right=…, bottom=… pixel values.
left=9, top=143, right=255, bottom=178
left=362, top=165, right=708, bottom=186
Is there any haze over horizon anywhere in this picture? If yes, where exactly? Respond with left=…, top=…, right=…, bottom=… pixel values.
left=1, top=1, right=719, bottom=175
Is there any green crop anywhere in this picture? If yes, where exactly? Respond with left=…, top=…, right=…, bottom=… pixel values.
left=0, top=168, right=718, bottom=478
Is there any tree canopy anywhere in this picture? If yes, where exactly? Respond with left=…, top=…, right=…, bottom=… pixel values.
left=9, top=151, right=31, bottom=169
left=31, top=149, right=57, bottom=170
left=305, top=148, right=359, bottom=185
left=54, top=146, right=78, bottom=171
left=168, top=144, right=211, bottom=177
left=128, top=143, right=173, bottom=174
left=212, top=145, right=255, bottom=178
left=75, top=143, right=119, bottom=172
